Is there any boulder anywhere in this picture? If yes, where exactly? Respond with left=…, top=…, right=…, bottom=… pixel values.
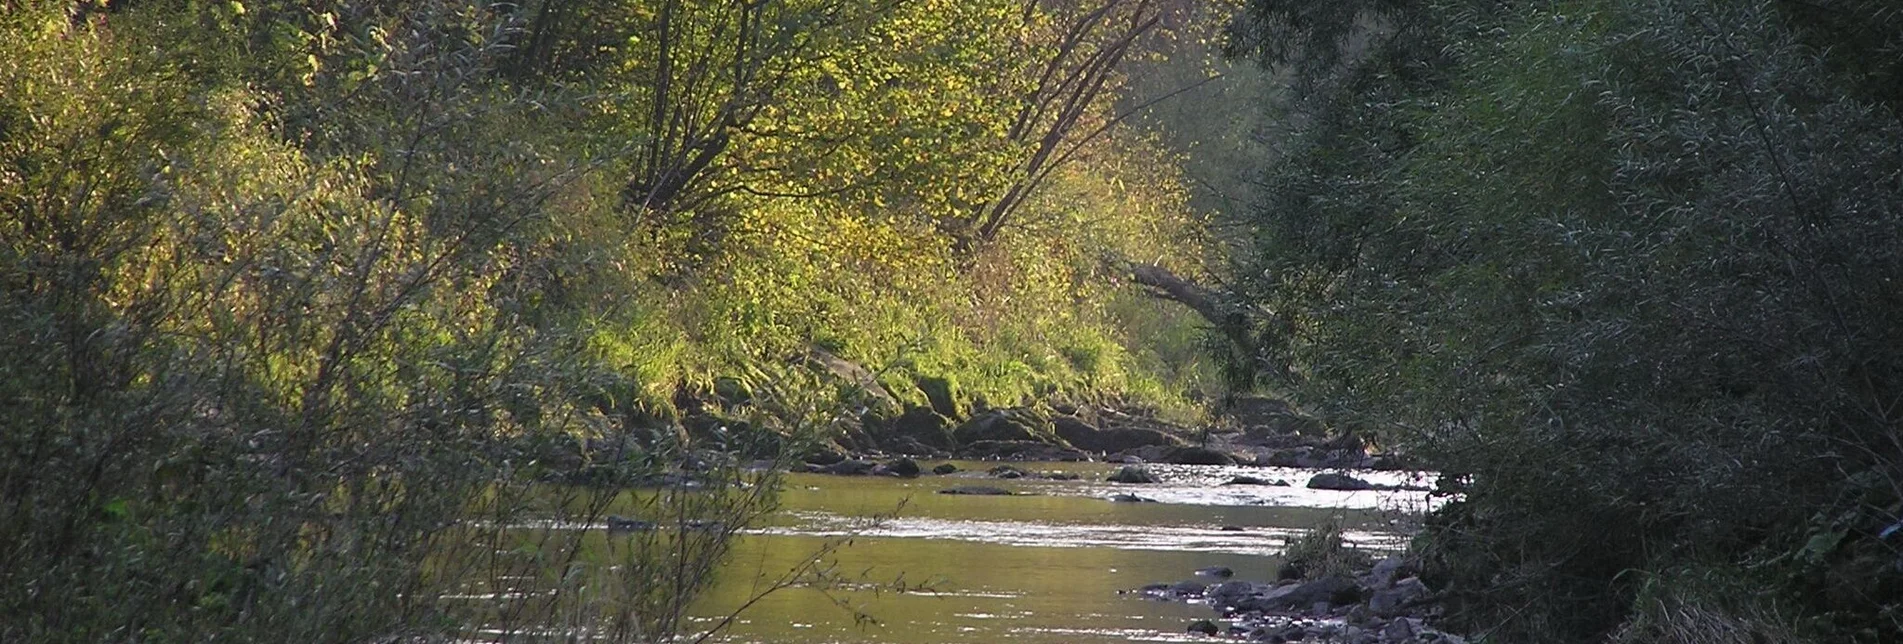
left=915, top=375, right=963, bottom=419
left=1170, top=580, right=1209, bottom=597
left=1368, top=577, right=1428, bottom=617
left=1242, top=576, right=1362, bottom=611
left=1307, top=472, right=1377, bottom=491
left=987, top=464, right=1027, bottom=478
left=803, top=447, right=848, bottom=466
left=931, top=463, right=959, bottom=475
left=1262, top=448, right=1311, bottom=468
left=1206, top=580, right=1267, bottom=607
left=1054, top=416, right=1185, bottom=452
left=819, top=459, right=878, bottom=476
left=1187, top=619, right=1219, bottom=636
left=883, top=457, right=921, bottom=478
left=801, top=348, right=898, bottom=412
left=1223, top=475, right=1289, bottom=486
left=1162, top=445, right=1238, bottom=465
left=887, top=406, right=956, bottom=450
left=1358, top=556, right=1409, bottom=590
left=1322, top=431, right=1367, bottom=453
left=938, top=485, right=1016, bottom=496
left=1225, top=395, right=1326, bottom=437
left=958, top=440, right=1089, bottom=461
left=1107, top=465, right=1161, bottom=484
left=953, top=409, right=1055, bottom=444
left=1383, top=618, right=1419, bottom=641
left=605, top=515, right=657, bottom=533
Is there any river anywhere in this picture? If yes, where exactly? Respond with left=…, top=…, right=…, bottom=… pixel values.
left=682, top=462, right=1433, bottom=643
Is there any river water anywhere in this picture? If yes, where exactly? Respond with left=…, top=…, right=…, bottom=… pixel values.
left=682, top=462, right=1434, bottom=643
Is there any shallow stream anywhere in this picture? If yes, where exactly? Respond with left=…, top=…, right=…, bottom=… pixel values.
left=683, top=462, right=1433, bottom=643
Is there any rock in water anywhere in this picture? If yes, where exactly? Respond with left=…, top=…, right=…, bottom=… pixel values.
left=884, top=457, right=921, bottom=477
left=1186, top=619, right=1219, bottom=636
left=1306, top=472, right=1376, bottom=491
left=988, top=464, right=1027, bottom=479
left=931, top=463, right=958, bottom=475
left=1194, top=566, right=1234, bottom=579
left=938, top=485, right=1015, bottom=496
left=1110, top=493, right=1157, bottom=503
left=1107, top=465, right=1160, bottom=484
left=1163, top=446, right=1237, bottom=465
left=605, top=515, right=655, bottom=533
left=819, top=459, right=877, bottom=476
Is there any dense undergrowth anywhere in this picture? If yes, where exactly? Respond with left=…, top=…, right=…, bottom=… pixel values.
left=0, top=0, right=1223, bottom=639
left=1214, top=0, right=1903, bottom=641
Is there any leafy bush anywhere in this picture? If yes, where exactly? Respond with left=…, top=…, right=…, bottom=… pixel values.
left=1228, top=0, right=1903, bottom=640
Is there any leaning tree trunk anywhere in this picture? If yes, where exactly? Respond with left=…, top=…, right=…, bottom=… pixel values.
left=1114, top=258, right=1291, bottom=384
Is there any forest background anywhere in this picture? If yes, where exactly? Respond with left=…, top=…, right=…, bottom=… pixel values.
left=5, top=0, right=1902, bottom=642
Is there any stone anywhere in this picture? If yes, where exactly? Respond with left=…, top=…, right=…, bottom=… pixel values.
left=1306, top=472, right=1377, bottom=491
left=989, top=464, right=1027, bottom=479
left=1170, top=580, right=1209, bottom=597
left=819, top=459, right=877, bottom=476
left=915, top=375, right=962, bottom=419
left=1369, top=577, right=1428, bottom=617
left=1322, top=431, right=1366, bottom=453
left=957, top=440, right=1088, bottom=461
left=605, top=515, right=656, bottom=533
left=931, top=463, right=958, bottom=475
left=887, top=406, right=956, bottom=450
left=1358, top=556, right=1408, bottom=590
left=803, top=448, right=847, bottom=466
left=953, top=409, right=1057, bottom=444
left=1206, top=580, right=1263, bottom=606
left=883, top=457, right=921, bottom=478
left=1163, top=445, right=1238, bottom=465
left=1110, top=493, right=1157, bottom=503
left=1383, top=617, right=1419, bottom=641
left=1241, top=576, right=1361, bottom=611
left=1220, top=525, right=1246, bottom=531
left=1187, top=619, right=1220, bottom=636
left=1224, top=475, right=1289, bottom=486
left=938, top=485, right=1015, bottom=495
left=802, top=348, right=898, bottom=412
left=1195, top=566, right=1234, bottom=579
left=1054, top=415, right=1186, bottom=452
left=1107, top=465, right=1161, bottom=484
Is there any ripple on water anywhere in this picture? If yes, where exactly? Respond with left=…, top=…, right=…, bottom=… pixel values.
left=745, top=511, right=1406, bottom=555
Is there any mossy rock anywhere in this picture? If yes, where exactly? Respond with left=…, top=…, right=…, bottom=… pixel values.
left=916, top=375, right=963, bottom=419
left=882, top=405, right=956, bottom=450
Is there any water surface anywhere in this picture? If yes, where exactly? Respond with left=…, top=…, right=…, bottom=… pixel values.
left=686, top=462, right=1431, bottom=643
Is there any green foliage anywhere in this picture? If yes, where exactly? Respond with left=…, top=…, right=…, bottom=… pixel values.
left=1230, top=0, right=1903, bottom=640
left=1, top=0, right=1218, bottom=638
left=1283, top=519, right=1374, bottom=581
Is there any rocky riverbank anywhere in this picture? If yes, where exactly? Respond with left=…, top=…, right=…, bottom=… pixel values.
left=1137, top=557, right=1468, bottom=644
left=782, top=393, right=1415, bottom=473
